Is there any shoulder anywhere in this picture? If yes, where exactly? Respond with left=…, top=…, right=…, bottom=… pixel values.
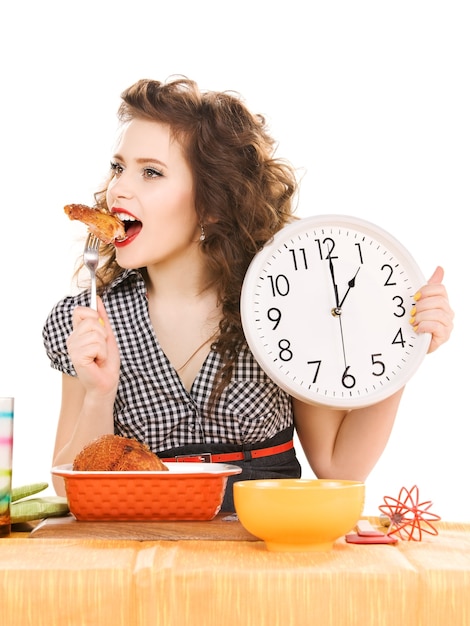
left=43, top=292, right=87, bottom=336
left=44, top=268, right=145, bottom=335
left=42, top=268, right=140, bottom=332
left=45, top=270, right=144, bottom=323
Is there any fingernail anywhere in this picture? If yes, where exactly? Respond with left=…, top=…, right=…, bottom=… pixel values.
left=409, top=316, right=415, bottom=325
left=413, top=325, right=419, bottom=332
left=413, top=291, right=422, bottom=302
left=410, top=306, right=416, bottom=316
left=99, top=318, right=105, bottom=326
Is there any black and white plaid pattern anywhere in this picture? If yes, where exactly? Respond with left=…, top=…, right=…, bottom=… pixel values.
left=43, top=269, right=293, bottom=453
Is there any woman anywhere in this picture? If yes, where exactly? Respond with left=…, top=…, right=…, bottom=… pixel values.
left=43, top=77, right=454, bottom=510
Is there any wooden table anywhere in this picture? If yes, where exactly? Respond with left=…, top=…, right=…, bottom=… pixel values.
left=1, top=518, right=469, bottom=626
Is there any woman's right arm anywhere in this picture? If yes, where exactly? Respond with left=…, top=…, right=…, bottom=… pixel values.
left=52, top=297, right=120, bottom=494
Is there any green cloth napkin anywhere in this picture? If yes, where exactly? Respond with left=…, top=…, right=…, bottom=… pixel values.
left=12, top=496, right=69, bottom=523
left=10, top=483, right=69, bottom=524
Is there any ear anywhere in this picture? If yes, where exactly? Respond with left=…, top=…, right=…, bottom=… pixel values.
left=203, top=214, right=219, bottom=225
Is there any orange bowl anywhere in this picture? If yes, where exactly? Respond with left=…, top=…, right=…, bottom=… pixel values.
left=52, top=463, right=242, bottom=521
left=234, top=478, right=365, bottom=551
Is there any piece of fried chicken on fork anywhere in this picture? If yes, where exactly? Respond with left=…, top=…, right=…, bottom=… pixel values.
left=64, top=204, right=126, bottom=244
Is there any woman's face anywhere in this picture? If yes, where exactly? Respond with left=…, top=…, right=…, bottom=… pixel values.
left=106, top=118, right=199, bottom=269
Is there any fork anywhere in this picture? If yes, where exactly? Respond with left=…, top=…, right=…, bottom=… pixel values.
left=83, top=233, right=100, bottom=311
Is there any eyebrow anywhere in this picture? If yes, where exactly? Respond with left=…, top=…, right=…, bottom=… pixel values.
left=113, top=154, right=168, bottom=168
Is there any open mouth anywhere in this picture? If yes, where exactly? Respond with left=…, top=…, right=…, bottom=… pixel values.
left=114, top=212, right=143, bottom=241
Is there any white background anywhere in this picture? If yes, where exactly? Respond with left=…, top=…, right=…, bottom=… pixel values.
left=1, top=1, right=468, bottom=520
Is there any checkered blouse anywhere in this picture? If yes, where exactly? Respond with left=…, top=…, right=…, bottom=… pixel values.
left=43, top=269, right=293, bottom=453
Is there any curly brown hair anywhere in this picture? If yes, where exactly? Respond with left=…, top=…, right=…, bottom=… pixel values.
left=90, top=76, right=299, bottom=401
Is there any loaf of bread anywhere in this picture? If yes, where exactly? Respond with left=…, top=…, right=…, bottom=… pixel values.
left=73, top=434, right=168, bottom=471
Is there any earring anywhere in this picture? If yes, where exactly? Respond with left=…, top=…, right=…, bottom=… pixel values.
left=199, top=224, right=206, bottom=241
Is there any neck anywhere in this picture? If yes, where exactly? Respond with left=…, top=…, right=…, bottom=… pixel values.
left=145, top=261, right=221, bottom=339
left=144, top=252, right=213, bottom=302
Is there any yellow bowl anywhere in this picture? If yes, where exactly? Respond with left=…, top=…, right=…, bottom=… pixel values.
left=233, top=478, right=365, bottom=552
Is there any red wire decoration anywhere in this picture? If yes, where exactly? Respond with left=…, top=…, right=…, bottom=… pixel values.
left=379, top=485, right=441, bottom=541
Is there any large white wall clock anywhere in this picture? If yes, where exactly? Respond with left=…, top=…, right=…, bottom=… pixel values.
left=241, top=215, right=431, bottom=408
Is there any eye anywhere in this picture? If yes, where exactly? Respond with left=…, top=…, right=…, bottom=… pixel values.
left=143, top=167, right=163, bottom=179
left=110, top=161, right=123, bottom=176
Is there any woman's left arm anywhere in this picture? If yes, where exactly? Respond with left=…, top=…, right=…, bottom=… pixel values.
left=294, top=265, right=454, bottom=481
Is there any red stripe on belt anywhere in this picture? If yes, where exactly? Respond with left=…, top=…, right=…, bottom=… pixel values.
left=161, top=439, right=294, bottom=463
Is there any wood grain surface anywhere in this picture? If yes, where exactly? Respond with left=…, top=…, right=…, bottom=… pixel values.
left=30, top=513, right=258, bottom=541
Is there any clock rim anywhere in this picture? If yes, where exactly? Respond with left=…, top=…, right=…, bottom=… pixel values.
left=240, top=214, right=432, bottom=409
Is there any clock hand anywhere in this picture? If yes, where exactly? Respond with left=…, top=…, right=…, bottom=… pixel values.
left=328, top=257, right=341, bottom=314
left=338, top=316, right=348, bottom=369
left=338, top=267, right=361, bottom=308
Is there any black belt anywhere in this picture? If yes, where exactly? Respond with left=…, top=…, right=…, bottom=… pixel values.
left=161, top=439, right=294, bottom=464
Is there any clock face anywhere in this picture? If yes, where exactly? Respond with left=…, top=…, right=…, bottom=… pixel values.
left=241, top=215, right=431, bottom=408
